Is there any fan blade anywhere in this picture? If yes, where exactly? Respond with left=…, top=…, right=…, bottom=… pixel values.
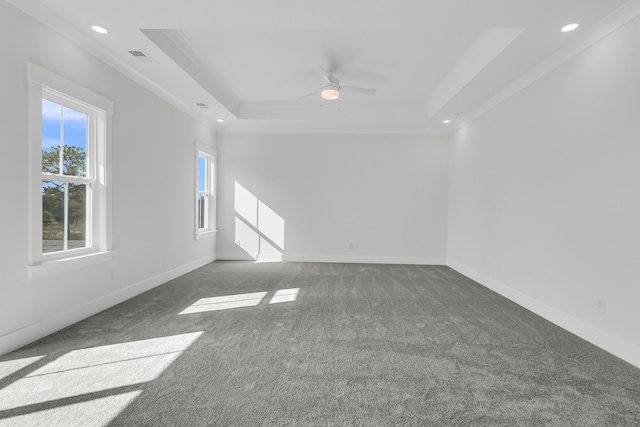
left=340, top=85, right=376, bottom=95
left=298, top=90, right=318, bottom=99
left=314, top=66, right=331, bottom=84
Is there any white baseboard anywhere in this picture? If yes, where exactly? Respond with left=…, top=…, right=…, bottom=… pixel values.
left=0, top=254, right=216, bottom=356
left=216, top=252, right=257, bottom=261
left=285, top=254, right=446, bottom=265
left=216, top=252, right=446, bottom=265
left=447, top=258, right=640, bottom=369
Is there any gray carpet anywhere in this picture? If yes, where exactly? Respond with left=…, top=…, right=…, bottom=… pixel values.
left=1, top=261, right=639, bottom=426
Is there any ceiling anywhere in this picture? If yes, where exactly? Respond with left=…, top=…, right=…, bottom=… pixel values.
left=9, top=0, right=640, bottom=134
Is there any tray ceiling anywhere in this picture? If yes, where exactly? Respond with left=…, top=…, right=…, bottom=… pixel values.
left=9, top=0, right=640, bottom=134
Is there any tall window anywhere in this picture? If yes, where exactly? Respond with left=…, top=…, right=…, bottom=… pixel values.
left=41, top=97, right=90, bottom=254
left=195, top=143, right=216, bottom=239
left=28, top=64, right=113, bottom=278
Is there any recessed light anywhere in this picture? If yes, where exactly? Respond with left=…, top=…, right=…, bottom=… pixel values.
left=561, top=23, right=579, bottom=33
left=216, top=119, right=224, bottom=123
left=443, top=119, right=451, bottom=124
left=91, top=25, right=109, bottom=34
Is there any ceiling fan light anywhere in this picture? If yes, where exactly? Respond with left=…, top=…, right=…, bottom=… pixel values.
left=321, top=86, right=340, bottom=100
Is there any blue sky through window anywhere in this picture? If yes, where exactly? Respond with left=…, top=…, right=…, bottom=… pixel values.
left=42, top=99, right=87, bottom=153
left=198, top=157, right=206, bottom=191
left=42, top=99, right=61, bottom=151
left=63, top=106, right=87, bottom=153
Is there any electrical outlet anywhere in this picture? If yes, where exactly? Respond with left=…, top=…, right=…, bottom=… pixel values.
left=596, top=298, right=606, bottom=314
left=348, top=242, right=354, bottom=250
left=108, top=270, right=114, bottom=281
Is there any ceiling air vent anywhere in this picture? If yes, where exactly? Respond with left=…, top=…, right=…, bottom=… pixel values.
left=128, top=50, right=155, bottom=63
left=196, top=103, right=209, bottom=109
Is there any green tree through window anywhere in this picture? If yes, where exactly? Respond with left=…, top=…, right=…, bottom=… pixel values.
left=42, top=145, right=86, bottom=176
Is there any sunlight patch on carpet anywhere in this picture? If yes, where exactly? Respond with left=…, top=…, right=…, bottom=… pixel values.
left=0, top=332, right=203, bottom=411
left=268, top=288, right=299, bottom=304
left=0, top=391, right=142, bottom=427
left=179, top=292, right=268, bottom=314
left=0, top=356, right=45, bottom=382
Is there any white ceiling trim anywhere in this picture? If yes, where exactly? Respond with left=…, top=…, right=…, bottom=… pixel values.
left=457, top=2, right=640, bottom=131
left=141, top=29, right=241, bottom=117
left=426, top=27, right=525, bottom=119
left=217, top=121, right=447, bottom=135
left=238, top=101, right=428, bottom=121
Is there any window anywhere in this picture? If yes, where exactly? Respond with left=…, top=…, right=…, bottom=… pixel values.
left=28, top=64, right=113, bottom=278
left=41, top=98, right=89, bottom=254
left=195, top=143, right=216, bottom=239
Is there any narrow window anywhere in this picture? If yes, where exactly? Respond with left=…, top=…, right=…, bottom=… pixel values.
left=197, top=155, right=209, bottom=230
left=195, top=143, right=216, bottom=239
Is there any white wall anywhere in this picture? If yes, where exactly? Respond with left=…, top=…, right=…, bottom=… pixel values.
left=0, top=1, right=216, bottom=353
left=448, top=16, right=640, bottom=357
left=217, top=133, right=449, bottom=264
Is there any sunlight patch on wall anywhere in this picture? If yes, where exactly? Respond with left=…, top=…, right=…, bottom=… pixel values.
left=179, top=291, right=268, bottom=314
left=234, top=181, right=284, bottom=262
left=258, top=237, right=282, bottom=261
left=258, top=200, right=285, bottom=249
left=235, top=217, right=260, bottom=259
left=0, top=332, right=203, bottom=411
left=234, top=181, right=258, bottom=227
left=268, top=288, right=299, bottom=304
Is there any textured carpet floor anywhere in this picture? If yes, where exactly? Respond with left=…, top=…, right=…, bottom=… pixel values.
left=1, top=261, right=639, bottom=426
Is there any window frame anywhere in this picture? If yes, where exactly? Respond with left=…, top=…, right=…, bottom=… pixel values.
left=27, top=64, right=113, bottom=278
left=194, top=142, right=217, bottom=240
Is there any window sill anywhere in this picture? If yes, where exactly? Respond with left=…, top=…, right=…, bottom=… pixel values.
left=28, top=251, right=112, bottom=279
left=195, top=229, right=218, bottom=240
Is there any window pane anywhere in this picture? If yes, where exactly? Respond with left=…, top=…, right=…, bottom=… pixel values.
left=42, top=99, right=62, bottom=174
left=42, top=181, right=64, bottom=253
left=68, top=183, right=87, bottom=248
left=62, top=106, right=87, bottom=177
left=197, top=193, right=207, bottom=230
left=198, top=157, right=206, bottom=192
left=41, top=101, right=87, bottom=177
left=42, top=181, right=87, bottom=253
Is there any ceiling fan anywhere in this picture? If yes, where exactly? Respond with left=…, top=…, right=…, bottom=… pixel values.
left=299, top=67, right=376, bottom=101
